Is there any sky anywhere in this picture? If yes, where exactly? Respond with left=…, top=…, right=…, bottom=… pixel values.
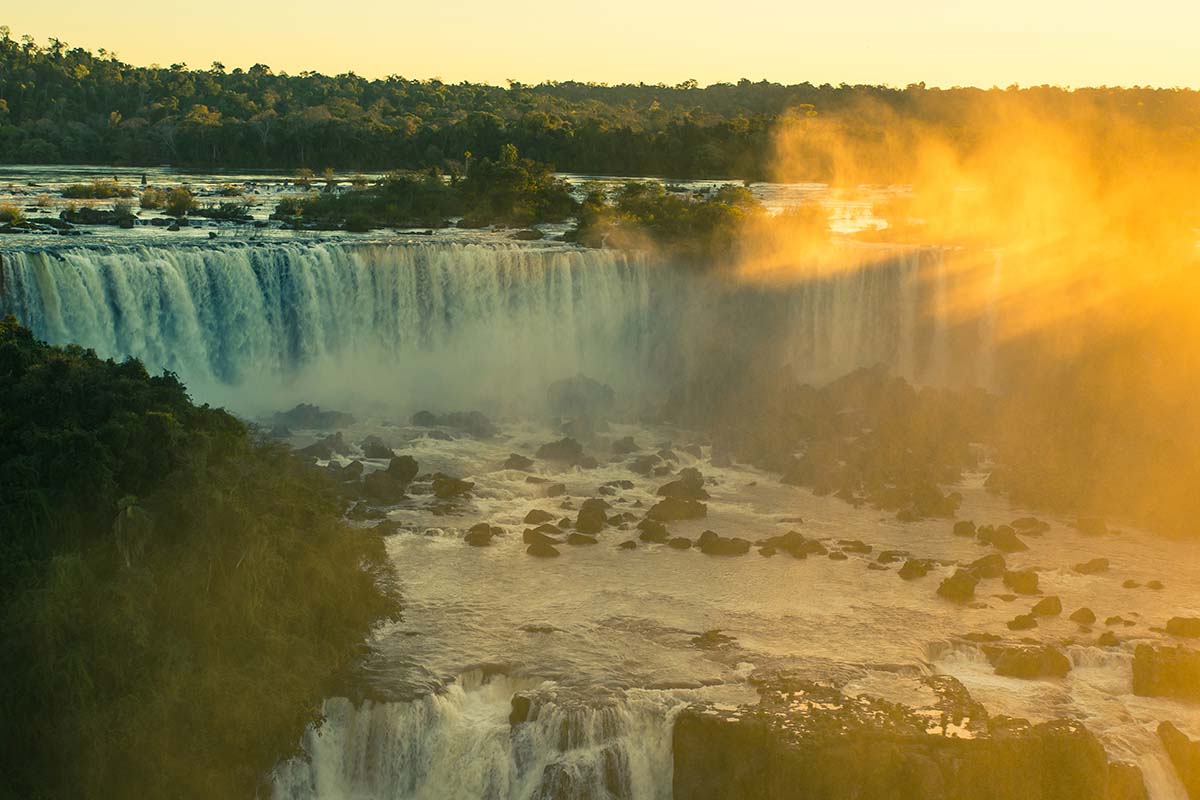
left=4, top=0, right=1198, bottom=88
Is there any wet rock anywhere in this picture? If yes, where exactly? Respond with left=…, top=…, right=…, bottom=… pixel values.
left=629, top=453, right=662, bottom=475
left=526, top=541, right=560, bottom=558
left=967, top=553, right=1007, bottom=579
left=567, top=533, right=598, bottom=545
left=699, top=532, right=751, bottom=556
left=1032, top=596, right=1062, bottom=616
left=361, top=470, right=409, bottom=504
left=1106, top=616, right=1126, bottom=627
left=357, top=435, right=393, bottom=459
left=637, top=518, right=670, bottom=543
left=1122, top=580, right=1141, bottom=589
left=1011, top=517, right=1051, bottom=535
left=683, top=443, right=704, bottom=459
left=618, top=540, right=637, bottom=550
left=899, top=559, right=933, bottom=580
left=524, top=509, right=557, bottom=524
left=1159, top=723, right=1200, bottom=800
left=839, top=540, right=872, bottom=554
left=296, top=431, right=353, bottom=460
left=346, top=502, right=387, bottom=521
left=410, top=409, right=497, bottom=438
left=274, top=403, right=355, bottom=430
left=1107, top=762, right=1150, bottom=800
left=546, top=483, right=566, bottom=498
left=647, top=497, right=707, bottom=522
left=1070, top=607, right=1097, bottom=625
left=1167, top=618, right=1200, bottom=638
left=329, top=459, right=364, bottom=481
left=876, top=550, right=906, bottom=565
left=1133, top=645, right=1200, bottom=701
left=1074, top=558, right=1110, bottom=575
left=464, top=523, right=498, bottom=546
left=509, top=694, right=532, bottom=725
left=611, top=436, right=639, bottom=455
left=758, top=530, right=825, bottom=559
left=828, top=551, right=848, bottom=561
left=987, top=526, right=1029, bottom=553
left=692, top=630, right=735, bottom=649
left=657, top=467, right=710, bottom=501
left=522, top=528, right=559, bottom=546
left=668, top=537, right=693, bottom=550
left=1007, top=613, right=1038, bottom=631
left=1098, top=631, right=1120, bottom=647
left=386, top=455, right=419, bottom=484
left=504, top=453, right=535, bottom=470
left=953, top=520, right=977, bottom=537
left=432, top=474, right=474, bottom=499
left=575, top=498, right=610, bottom=534
left=1147, top=580, right=1165, bottom=590
left=984, top=644, right=1071, bottom=678
left=1002, top=569, right=1039, bottom=595
left=937, top=570, right=979, bottom=603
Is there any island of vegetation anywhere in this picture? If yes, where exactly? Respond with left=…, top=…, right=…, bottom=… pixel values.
left=0, top=317, right=400, bottom=799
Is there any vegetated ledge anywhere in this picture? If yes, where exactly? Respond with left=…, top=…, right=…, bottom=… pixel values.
left=672, top=672, right=1148, bottom=800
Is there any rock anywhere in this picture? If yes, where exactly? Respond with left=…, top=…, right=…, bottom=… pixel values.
left=526, top=542, right=560, bottom=558
left=346, top=502, right=386, bottom=521
left=504, top=453, right=534, bottom=470
left=629, top=453, right=662, bottom=475
left=657, top=467, right=709, bottom=500
left=330, top=459, right=364, bottom=481
left=758, top=530, right=826, bottom=559
left=386, top=455, right=419, bottom=484
left=1076, top=517, right=1108, bottom=536
left=952, top=520, right=977, bottom=537
left=273, top=403, right=356, bottom=430
left=1122, top=580, right=1141, bottom=589
left=1108, top=762, right=1150, bottom=800
left=1002, top=569, right=1039, bottom=595
left=511, top=228, right=543, bottom=241
left=524, top=509, right=556, bottom=525
left=575, top=498, right=610, bottom=534
left=546, top=374, right=615, bottom=419
left=509, top=694, right=532, bottom=725
left=546, top=483, right=566, bottom=498
left=1007, top=613, right=1038, bottom=631
left=937, top=570, right=979, bottom=603
left=967, top=553, right=1007, bottom=579
left=296, top=431, right=353, bottom=459
left=699, top=535, right=751, bottom=556
left=359, top=435, right=393, bottom=459
left=668, top=537, right=693, bottom=550
left=410, top=410, right=497, bottom=438
left=989, top=526, right=1029, bottom=553
left=1074, top=558, right=1110, bottom=575
left=839, top=540, right=872, bottom=554
left=432, top=474, right=473, bottom=499
left=1098, top=631, right=1120, bottom=647
left=984, top=644, right=1071, bottom=678
left=647, top=497, right=707, bottom=522
left=522, top=525, right=561, bottom=545
left=828, top=551, right=848, bottom=561
left=1011, top=517, right=1051, bottom=535
left=1148, top=580, right=1165, bottom=590
left=637, top=518, right=670, bottom=543
left=876, top=550, right=906, bottom=565
left=1168, top=618, right=1200, bottom=638
left=611, top=436, right=639, bottom=454
left=898, top=559, right=933, bottom=580
left=692, top=630, right=735, bottom=649
left=464, top=523, right=497, bottom=546
left=1133, top=645, right=1200, bottom=701
left=1032, top=596, right=1062, bottom=616
left=1070, top=608, right=1097, bottom=625
left=1106, top=616, right=1126, bottom=627
left=567, top=533, right=598, bottom=545
left=1160, top=723, right=1200, bottom=800
left=618, top=540, right=637, bottom=550
left=361, top=470, right=408, bottom=503
left=683, top=443, right=704, bottom=459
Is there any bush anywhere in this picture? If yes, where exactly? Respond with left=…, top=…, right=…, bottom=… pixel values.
left=61, top=179, right=135, bottom=199
left=139, top=187, right=167, bottom=209
left=0, top=203, right=24, bottom=224
left=192, top=201, right=251, bottom=221
left=164, top=187, right=194, bottom=216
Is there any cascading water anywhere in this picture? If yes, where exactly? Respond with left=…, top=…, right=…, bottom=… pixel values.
left=0, top=239, right=996, bottom=416
left=270, top=671, right=687, bottom=800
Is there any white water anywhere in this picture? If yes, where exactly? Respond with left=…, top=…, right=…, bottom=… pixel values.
left=0, top=239, right=995, bottom=418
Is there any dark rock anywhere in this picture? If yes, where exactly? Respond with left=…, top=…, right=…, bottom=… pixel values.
left=1074, top=558, right=1110, bottom=575
left=1107, top=762, right=1149, bottom=800
left=330, top=459, right=364, bottom=481
left=618, top=540, right=637, bottom=550
left=1002, top=569, right=1039, bottom=595
left=346, top=502, right=386, bottom=521
left=524, top=509, right=556, bottom=525
left=647, top=497, right=707, bottom=522
left=984, top=644, right=1071, bottom=678
left=1007, top=613, right=1038, bottom=631
left=567, top=533, right=598, bottom=545
left=504, top=453, right=535, bottom=470
left=464, top=523, right=497, bottom=546
left=699, top=534, right=751, bottom=556
left=274, top=403, right=355, bottom=430
left=1032, top=596, right=1062, bottom=616
left=683, top=443, right=704, bottom=459
left=1122, top=580, right=1141, bottom=589
left=839, top=540, right=872, bottom=554
left=386, top=455, right=419, bottom=484
left=296, top=431, right=353, bottom=460
left=828, top=550, right=848, bottom=561
left=1098, top=631, right=1120, bottom=647
left=526, top=542, right=560, bottom=558
left=1133, top=645, right=1200, bottom=701
left=410, top=409, right=497, bottom=438
left=359, top=435, right=393, bottom=459
left=967, top=553, right=1007, bottom=579
left=898, top=559, right=933, bottom=580
left=1167, top=618, right=1200, bottom=638
left=575, top=498, right=610, bottom=534
left=611, top=436, right=639, bottom=454
left=536, top=437, right=587, bottom=463
left=953, top=520, right=977, bottom=537
left=657, top=467, right=709, bottom=500
left=1011, top=517, right=1051, bottom=535
left=988, top=526, right=1029, bottom=553
left=1070, top=608, right=1097, bottom=625
left=432, top=474, right=473, bottom=499
left=509, top=694, right=532, bottom=725
left=937, top=570, right=979, bottom=603
left=1160, top=723, right=1200, bottom=800
left=630, top=454, right=662, bottom=475
left=361, top=470, right=408, bottom=504
left=1148, top=580, right=1165, bottom=590
left=692, top=630, right=735, bottom=649
left=668, top=537, right=693, bottom=550
left=637, top=518, right=670, bottom=543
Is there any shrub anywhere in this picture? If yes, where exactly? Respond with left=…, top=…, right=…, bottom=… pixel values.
left=61, top=179, right=135, bottom=199
left=0, top=203, right=25, bottom=224
left=164, top=187, right=194, bottom=216
left=139, top=187, right=168, bottom=209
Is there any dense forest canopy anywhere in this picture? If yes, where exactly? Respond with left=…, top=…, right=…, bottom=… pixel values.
left=2, top=28, right=1199, bottom=178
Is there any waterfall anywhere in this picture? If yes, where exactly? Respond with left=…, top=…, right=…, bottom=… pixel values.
left=0, top=240, right=998, bottom=415
left=270, top=671, right=684, bottom=800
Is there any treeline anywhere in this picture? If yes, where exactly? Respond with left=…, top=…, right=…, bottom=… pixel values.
left=2, top=28, right=1198, bottom=178
left=0, top=317, right=399, bottom=798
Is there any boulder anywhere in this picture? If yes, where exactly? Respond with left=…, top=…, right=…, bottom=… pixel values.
left=637, top=518, right=670, bottom=543
left=361, top=470, right=408, bottom=504
left=504, top=453, right=535, bottom=470
left=937, top=570, right=979, bottom=603
left=1002, top=569, right=1039, bottom=595
left=567, top=533, right=598, bottom=545
left=967, top=553, right=1007, bottom=579
left=629, top=454, right=662, bottom=475
left=988, top=526, right=1029, bottom=553
left=1159, top=723, right=1200, bottom=800
left=386, top=455, right=419, bottom=484
left=611, top=436, right=639, bottom=454
left=273, top=403, right=355, bottom=430
left=1032, top=596, right=1063, bottom=616
left=1132, top=645, right=1200, bottom=701
left=1167, top=617, right=1200, bottom=638
left=699, top=534, right=751, bottom=556
left=898, top=559, right=933, bottom=580
left=410, top=409, right=497, bottom=438
left=1070, top=608, right=1097, bottom=625
left=526, top=542, right=560, bottom=558
left=984, top=644, right=1071, bottom=679
left=953, top=520, right=977, bottom=537
left=575, top=498, right=610, bottom=534
left=668, top=537, right=693, bottom=550
left=546, top=483, right=566, bottom=498
left=523, top=527, right=561, bottom=546
left=432, top=474, right=473, bottom=499
left=296, top=431, right=353, bottom=460
left=464, top=523, right=496, bottom=546
left=657, top=467, right=710, bottom=500
left=359, top=435, right=393, bottom=459
left=509, top=694, right=532, bottom=726
left=1098, top=631, right=1120, bottom=647
left=1007, top=613, right=1038, bottom=631
left=1011, top=517, right=1051, bottom=535
left=618, top=540, right=637, bottom=550
left=1074, top=558, right=1110, bottom=575
left=647, top=497, right=707, bottom=522
left=524, top=509, right=557, bottom=525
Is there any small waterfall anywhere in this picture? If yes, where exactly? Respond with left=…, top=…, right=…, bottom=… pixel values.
left=271, top=671, right=683, bottom=800
left=0, top=240, right=999, bottom=415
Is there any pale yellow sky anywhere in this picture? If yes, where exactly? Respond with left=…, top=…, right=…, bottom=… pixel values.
left=5, top=0, right=1198, bottom=87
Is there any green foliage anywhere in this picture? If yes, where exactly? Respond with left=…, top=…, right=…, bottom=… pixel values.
left=164, top=186, right=194, bottom=216
left=60, top=179, right=135, bottom=199
left=138, top=186, right=167, bottom=209
left=191, top=201, right=251, bottom=221
left=0, top=203, right=25, bottom=224
left=0, top=317, right=399, bottom=799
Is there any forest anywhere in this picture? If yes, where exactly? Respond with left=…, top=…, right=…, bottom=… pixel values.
left=2, top=27, right=1199, bottom=179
